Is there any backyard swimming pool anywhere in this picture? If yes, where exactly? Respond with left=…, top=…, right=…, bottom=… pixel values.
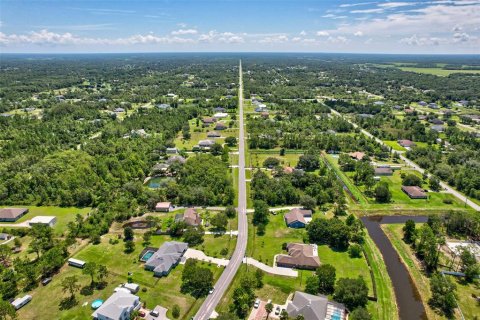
left=140, top=250, right=155, bottom=262
left=91, top=299, right=103, bottom=309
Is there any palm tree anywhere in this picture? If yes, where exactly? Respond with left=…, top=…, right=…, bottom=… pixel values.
left=265, top=302, right=273, bottom=319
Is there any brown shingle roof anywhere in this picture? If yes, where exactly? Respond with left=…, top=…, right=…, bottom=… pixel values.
left=348, top=151, right=365, bottom=161
left=401, top=185, right=427, bottom=199
left=0, top=208, right=28, bottom=220
left=374, top=167, right=393, bottom=175
left=182, top=208, right=202, bottom=226
left=398, top=139, right=415, bottom=147
left=284, top=208, right=312, bottom=226
left=277, top=243, right=320, bottom=269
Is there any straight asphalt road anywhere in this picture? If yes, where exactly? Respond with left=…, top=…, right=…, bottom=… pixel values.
left=330, top=108, right=480, bottom=211
left=194, top=60, right=248, bottom=320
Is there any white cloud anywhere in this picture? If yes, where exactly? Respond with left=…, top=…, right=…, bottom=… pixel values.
left=171, top=28, right=198, bottom=35
left=339, top=2, right=378, bottom=8
left=258, top=35, right=289, bottom=44
left=354, top=31, right=364, bottom=36
left=453, top=32, right=470, bottom=42
left=351, top=8, right=385, bottom=13
left=300, top=30, right=307, bottom=36
left=378, top=2, right=416, bottom=8
left=328, top=36, right=349, bottom=43
left=316, top=31, right=330, bottom=36
left=322, top=14, right=348, bottom=19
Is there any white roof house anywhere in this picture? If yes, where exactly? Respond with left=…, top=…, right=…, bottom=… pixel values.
left=29, top=216, right=57, bottom=227
left=92, top=290, right=141, bottom=320
left=122, top=283, right=140, bottom=294
left=213, top=112, right=228, bottom=118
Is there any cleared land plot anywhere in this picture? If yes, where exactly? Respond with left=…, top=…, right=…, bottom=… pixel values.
left=0, top=206, right=90, bottom=236
left=397, top=67, right=480, bottom=76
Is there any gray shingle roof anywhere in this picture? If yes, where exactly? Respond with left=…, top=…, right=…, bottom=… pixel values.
left=145, top=242, right=188, bottom=275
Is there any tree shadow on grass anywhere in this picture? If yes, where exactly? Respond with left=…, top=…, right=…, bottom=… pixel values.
left=96, top=281, right=108, bottom=290
left=80, top=285, right=94, bottom=296
left=59, top=297, right=78, bottom=310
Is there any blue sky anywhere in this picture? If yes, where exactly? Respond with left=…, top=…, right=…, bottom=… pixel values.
left=1, top=0, right=479, bottom=53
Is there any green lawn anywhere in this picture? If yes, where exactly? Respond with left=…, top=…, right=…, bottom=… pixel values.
left=248, top=152, right=302, bottom=169
left=247, top=213, right=374, bottom=294
left=18, top=232, right=223, bottom=320
left=0, top=206, right=90, bottom=236
left=383, top=140, right=406, bottom=152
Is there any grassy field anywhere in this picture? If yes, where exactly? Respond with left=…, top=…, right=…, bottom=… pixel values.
left=246, top=213, right=374, bottom=294
left=383, top=224, right=480, bottom=320
left=248, top=152, right=302, bottom=169
left=363, top=235, right=399, bottom=320
left=0, top=206, right=90, bottom=236
left=397, top=67, right=480, bottom=76
left=383, top=140, right=406, bottom=152
left=18, top=232, right=223, bottom=320
left=323, top=154, right=369, bottom=205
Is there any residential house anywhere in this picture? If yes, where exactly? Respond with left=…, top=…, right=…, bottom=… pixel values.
left=92, top=290, right=141, bottom=320
left=398, top=140, right=415, bottom=148
left=214, top=122, right=228, bottom=130
left=418, top=101, right=427, bottom=106
left=202, top=117, right=217, bottom=124
left=214, top=107, right=226, bottom=112
left=286, top=291, right=346, bottom=320
left=167, top=155, right=186, bottom=165
left=404, top=108, right=415, bottom=114
left=430, top=118, right=444, bottom=125
left=144, top=241, right=188, bottom=277
left=401, top=186, right=427, bottom=199
left=284, top=208, right=312, bottom=228
left=430, top=125, right=445, bottom=132
left=207, top=131, right=221, bottom=138
left=374, top=101, right=385, bottom=106
left=276, top=243, right=320, bottom=270
left=29, top=216, right=57, bottom=227
left=166, top=147, right=178, bottom=154
left=175, top=208, right=202, bottom=227
left=374, top=167, right=393, bottom=176
left=155, top=202, right=172, bottom=212
left=213, top=112, right=228, bottom=118
left=113, top=108, right=125, bottom=113
left=198, top=139, right=215, bottom=149
left=348, top=151, right=365, bottom=161
left=0, top=208, right=29, bottom=222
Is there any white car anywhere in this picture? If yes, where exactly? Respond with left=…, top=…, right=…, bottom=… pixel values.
left=208, top=287, right=215, bottom=294
left=254, top=298, right=260, bottom=308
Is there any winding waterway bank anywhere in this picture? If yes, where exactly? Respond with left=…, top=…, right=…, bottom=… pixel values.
left=361, top=215, right=428, bottom=320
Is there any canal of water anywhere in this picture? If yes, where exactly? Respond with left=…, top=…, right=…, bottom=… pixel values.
left=361, top=215, right=428, bottom=320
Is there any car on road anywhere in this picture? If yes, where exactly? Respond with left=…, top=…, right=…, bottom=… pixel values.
left=275, top=306, right=281, bottom=315
left=254, top=298, right=260, bottom=308
left=209, top=287, right=215, bottom=294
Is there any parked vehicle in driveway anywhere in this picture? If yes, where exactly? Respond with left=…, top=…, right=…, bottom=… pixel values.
left=254, top=298, right=260, bottom=308
left=275, top=305, right=281, bottom=315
